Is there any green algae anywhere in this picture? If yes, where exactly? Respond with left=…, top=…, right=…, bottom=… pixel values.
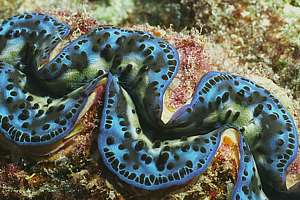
left=0, top=0, right=22, bottom=19
left=90, top=0, right=134, bottom=25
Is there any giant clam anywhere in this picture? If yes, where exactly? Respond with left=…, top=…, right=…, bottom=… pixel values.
left=0, top=13, right=298, bottom=200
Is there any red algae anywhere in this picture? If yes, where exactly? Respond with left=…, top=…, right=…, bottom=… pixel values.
left=167, top=35, right=211, bottom=109
left=287, top=154, right=300, bottom=190
left=288, top=155, right=300, bottom=175
left=35, top=9, right=99, bottom=34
